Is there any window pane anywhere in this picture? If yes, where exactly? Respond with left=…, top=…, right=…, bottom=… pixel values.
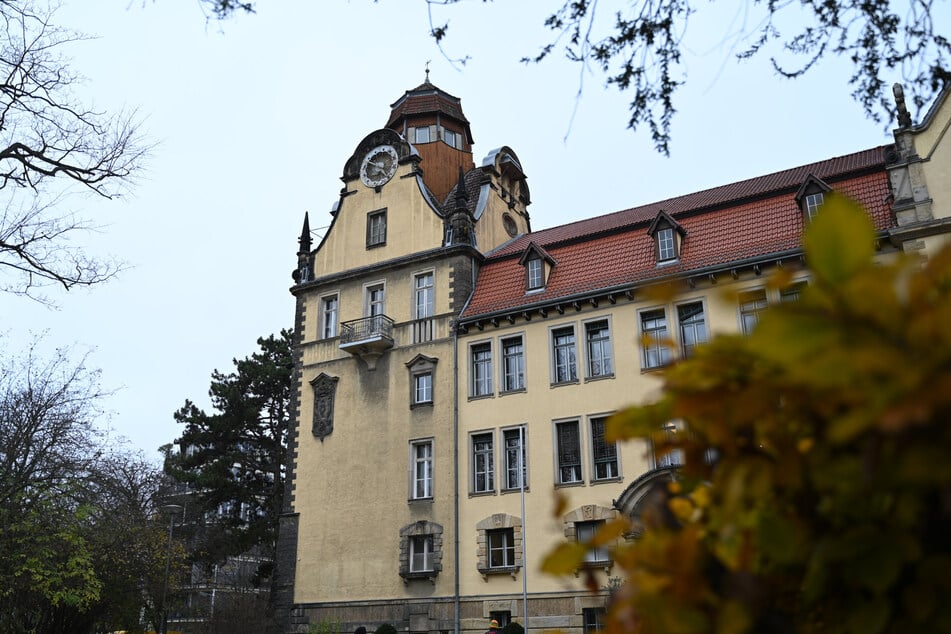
left=504, top=428, right=526, bottom=489
left=415, top=272, right=434, bottom=318
left=410, top=535, right=433, bottom=572
left=657, top=227, right=676, bottom=261
left=678, top=302, right=707, bottom=358
left=415, top=126, right=431, bottom=143
left=471, top=343, right=493, bottom=396
left=578, top=520, right=609, bottom=562
left=527, top=258, right=544, bottom=289
left=472, top=433, right=494, bottom=493
left=488, top=528, right=514, bottom=568
left=322, top=295, right=338, bottom=338
left=585, top=320, right=613, bottom=377
left=367, top=211, right=386, bottom=246
left=591, top=417, right=618, bottom=480
left=641, top=309, right=671, bottom=369
left=414, top=372, right=432, bottom=404
left=739, top=289, right=768, bottom=334
left=367, top=285, right=385, bottom=317
left=556, top=421, right=582, bottom=483
left=552, top=327, right=577, bottom=383
left=413, top=442, right=433, bottom=499
left=501, top=336, right=525, bottom=391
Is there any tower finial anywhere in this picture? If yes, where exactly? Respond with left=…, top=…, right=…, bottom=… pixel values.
left=424, top=60, right=431, bottom=83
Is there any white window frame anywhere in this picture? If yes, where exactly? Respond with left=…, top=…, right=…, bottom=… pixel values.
left=639, top=307, right=671, bottom=370
left=738, top=288, right=768, bottom=335
left=319, top=292, right=339, bottom=339
left=583, top=317, right=613, bottom=379
left=500, top=334, right=525, bottom=392
left=502, top=425, right=527, bottom=490
left=366, top=209, right=387, bottom=247
left=414, top=126, right=431, bottom=144
left=470, top=431, right=495, bottom=494
left=804, top=192, right=825, bottom=220
left=589, top=415, right=619, bottom=481
left=413, top=270, right=435, bottom=319
left=554, top=419, right=583, bottom=485
left=677, top=300, right=708, bottom=358
left=410, top=439, right=434, bottom=500
left=409, top=534, right=434, bottom=572
left=550, top=324, right=578, bottom=384
left=526, top=257, right=544, bottom=290
left=469, top=340, right=494, bottom=397
left=364, top=281, right=386, bottom=318
left=657, top=227, right=676, bottom=261
left=487, top=527, right=515, bottom=568
left=413, top=371, right=433, bottom=405
left=577, top=520, right=609, bottom=563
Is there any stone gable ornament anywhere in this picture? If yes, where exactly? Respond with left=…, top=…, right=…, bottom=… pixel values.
left=310, top=373, right=339, bottom=441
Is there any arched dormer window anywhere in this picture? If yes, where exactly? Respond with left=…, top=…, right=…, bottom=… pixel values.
left=647, top=211, right=686, bottom=265
left=518, top=242, right=556, bottom=292
left=795, top=175, right=832, bottom=221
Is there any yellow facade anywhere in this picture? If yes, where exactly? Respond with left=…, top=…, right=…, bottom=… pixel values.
left=275, top=82, right=951, bottom=634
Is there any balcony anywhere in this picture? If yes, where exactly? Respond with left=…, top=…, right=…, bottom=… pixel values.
left=339, top=315, right=395, bottom=369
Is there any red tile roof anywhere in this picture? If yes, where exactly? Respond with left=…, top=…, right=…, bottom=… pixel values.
left=386, top=81, right=470, bottom=128
left=461, top=146, right=893, bottom=320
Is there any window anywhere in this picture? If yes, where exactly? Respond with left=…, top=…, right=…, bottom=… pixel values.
left=655, top=421, right=684, bottom=468
left=804, top=192, right=824, bottom=220
left=780, top=281, right=807, bottom=303
left=526, top=257, right=544, bottom=290
left=551, top=326, right=578, bottom=383
left=739, top=289, right=768, bottom=334
left=320, top=294, right=338, bottom=339
left=399, top=520, right=443, bottom=580
left=487, top=528, right=515, bottom=568
left=640, top=309, right=671, bottom=369
left=489, top=612, right=511, bottom=628
left=414, top=272, right=434, bottom=319
left=577, top=520, right=609, bottom=563
left=677, top=302, right=707, bottom=358
left=366, top=283, right=385, bottom=317
left=366, top=210, right=386, bottom=247
left=409, top=535, right=434, bottom=572
left=503, top=427, right=527, bottom=490
left=470, top=342, right=493, bottom=397
left=583, top=608, right=606, bottom=634
left=414, top=126, right=431, bottom=143
left=443, top=128, right=456, bottom=147
left=555, top=420, right=582, bottom=484
left=413, top=372, right=433, bottom=405
left=411, top=440, right=433, bottom=499
left=585, top=320, right=613, bottom=378
left=501, top=336, right=525, bottom=392
left=657, top=227, right=676, bottom=261
left=471, top=432, right=494, bottom=493
left=590, top=416, right=619, bottom=480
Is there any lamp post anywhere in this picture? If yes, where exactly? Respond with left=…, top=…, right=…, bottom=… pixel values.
left=159, top=504, right=183, bottom=634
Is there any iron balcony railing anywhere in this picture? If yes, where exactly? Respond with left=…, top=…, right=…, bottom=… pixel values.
left=339, top=314, right=395, bottom=345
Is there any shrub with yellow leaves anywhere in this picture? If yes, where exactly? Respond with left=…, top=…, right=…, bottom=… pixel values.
left=543, top=194, right=951, bottom=633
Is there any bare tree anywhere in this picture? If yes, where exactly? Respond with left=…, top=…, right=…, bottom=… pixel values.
left=0, top=0, right=147, bottom=301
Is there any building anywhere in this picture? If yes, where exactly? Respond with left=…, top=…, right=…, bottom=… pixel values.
left=274, top=80, right=951, bottom=633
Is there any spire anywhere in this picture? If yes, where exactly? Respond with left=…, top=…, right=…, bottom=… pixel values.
left=424, top=60, right=431, bottom=84
left=293, top=212, right=313, bottom=284
left=298, top=212, right=312, bottom=255
left=453, top=166, right=468, bottom=209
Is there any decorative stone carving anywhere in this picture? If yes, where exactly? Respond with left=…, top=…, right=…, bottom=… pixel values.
left=310, top=373, right=339, bottom=441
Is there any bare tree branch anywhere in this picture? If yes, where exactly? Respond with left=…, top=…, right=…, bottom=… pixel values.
left=0, top=1, right=147, bottom=301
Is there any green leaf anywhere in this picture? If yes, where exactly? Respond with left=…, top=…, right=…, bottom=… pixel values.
left=803, top=193, right=875, bottom=285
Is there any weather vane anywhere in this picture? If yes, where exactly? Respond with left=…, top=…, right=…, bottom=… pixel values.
left=425, top=60, right=431, bottom=82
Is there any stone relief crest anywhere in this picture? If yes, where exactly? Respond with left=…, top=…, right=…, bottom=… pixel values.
left=310, top=373, right=339, bottom=441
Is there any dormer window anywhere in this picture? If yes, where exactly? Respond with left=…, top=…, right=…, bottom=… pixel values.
left=518, top=242, right=556, bottom=293
left=657, top=228, right=676, bottom=261
left=527, top=258, right=544, bottom=290
left=795, top=175, right=832, bottom=222
left=647, top=211, right=686, bottom=265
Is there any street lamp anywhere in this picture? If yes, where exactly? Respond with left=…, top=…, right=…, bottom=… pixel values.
left=159, top=504, right=183, bottom=634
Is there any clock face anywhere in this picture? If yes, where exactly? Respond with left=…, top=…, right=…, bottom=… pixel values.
left=360, top=145, right=399, bottom=187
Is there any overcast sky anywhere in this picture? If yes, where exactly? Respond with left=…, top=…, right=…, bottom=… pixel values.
left=5, top=0, right=946, bottom=461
